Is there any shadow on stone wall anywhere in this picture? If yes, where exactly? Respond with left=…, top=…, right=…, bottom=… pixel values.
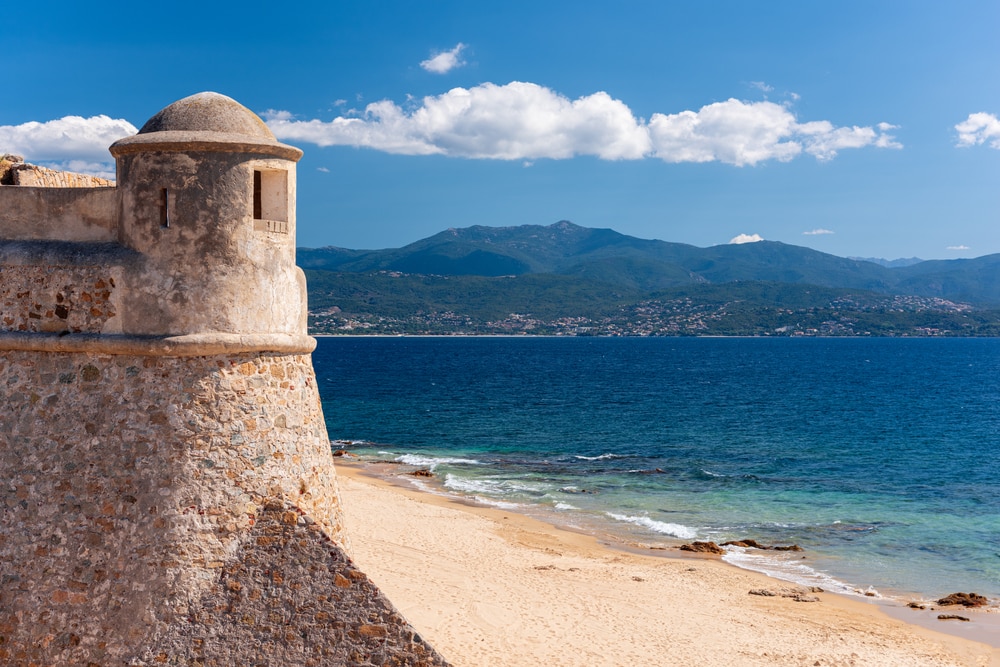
left=135, top=498, right=450, bottom=666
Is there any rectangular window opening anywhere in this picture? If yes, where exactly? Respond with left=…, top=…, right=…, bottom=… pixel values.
left=252, top=168, right=289, bottom=233
left=253, top=170, right=263, bottom=220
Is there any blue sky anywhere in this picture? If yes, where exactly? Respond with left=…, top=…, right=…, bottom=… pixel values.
left=2, top=1, right=998, bottom=259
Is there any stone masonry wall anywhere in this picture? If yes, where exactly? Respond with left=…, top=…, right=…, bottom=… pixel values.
left=0, top=350, right=350, bottom=665
left=0, top=91, right=451, bottom=666
left=1, top=265, right=122, bottom=334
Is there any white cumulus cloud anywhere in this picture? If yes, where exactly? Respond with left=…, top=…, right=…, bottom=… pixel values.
left=649, top=99, right=801, bottom=165
left=266, top=82, right=650, bottom=160
left=644, top=99, right=897, bottom=165
left=946, top=245, right=971, bottom=251
left=955, top=112, right=1000, bottom=148
left=421, top=43, right=467, bottom=74
left=266, top=83, right=901, bottom=166
left=730, top=233, right=764, bottom=244
left=0, top=115, right=137, bottom=163
left=803, top=228, right=835, bottom=235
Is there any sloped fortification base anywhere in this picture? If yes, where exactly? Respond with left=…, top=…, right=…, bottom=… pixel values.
left=0, top=349, right=447, bottom=665
left=138, top=499, right=449, bottom=666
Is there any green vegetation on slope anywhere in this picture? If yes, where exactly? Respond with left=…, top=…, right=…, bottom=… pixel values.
left=306, top=271, right=1000, bottom=337
left=300, top=221, right=1000, bottom=336
left=299, top=221, right=1000, bottom=306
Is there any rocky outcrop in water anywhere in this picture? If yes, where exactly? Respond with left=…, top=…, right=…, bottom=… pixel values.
left=937, top=592, right=989, bottom=607
left=722, top=539, right=803, bottom=552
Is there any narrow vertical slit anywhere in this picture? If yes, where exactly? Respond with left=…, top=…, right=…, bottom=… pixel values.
left=160, top=188, right=170, bottom=228
left=253, top=170, right=262, bottom=220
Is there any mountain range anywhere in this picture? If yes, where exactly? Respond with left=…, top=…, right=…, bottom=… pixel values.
left=300, top=221, right=1000, bottom=306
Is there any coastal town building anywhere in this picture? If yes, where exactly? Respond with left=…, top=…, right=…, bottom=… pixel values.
left=0, top=92, right=447, bottom=665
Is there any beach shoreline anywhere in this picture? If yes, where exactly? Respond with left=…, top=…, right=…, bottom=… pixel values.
left=334, top=459, right=1000, bottom=667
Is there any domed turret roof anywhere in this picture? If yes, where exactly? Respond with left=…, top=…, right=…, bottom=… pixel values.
left=110, top=92, right=301, bottom=161
left=138, top=92, right=275, bottom=139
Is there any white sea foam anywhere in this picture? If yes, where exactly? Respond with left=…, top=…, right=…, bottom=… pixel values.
left=396, top=454, right=483, bottom=470
left=574, top=453, right=627, bottom=461
left=606, top=512, right=698, bottom=539
left=405, top=478, right=438, bottom=494
left=471, top=496, right=523, bottom=510
left=721, top=548, right=860, bottom=596
left=443, top=474, right=504, bottom=495
left=554, top=502, right=579, bottom=511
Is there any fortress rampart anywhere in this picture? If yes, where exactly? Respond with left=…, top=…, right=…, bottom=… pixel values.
left=0, top=93, right=448, bottom=665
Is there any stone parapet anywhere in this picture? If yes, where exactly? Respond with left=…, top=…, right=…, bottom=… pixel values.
left=0, top=185, right=118, bottom=242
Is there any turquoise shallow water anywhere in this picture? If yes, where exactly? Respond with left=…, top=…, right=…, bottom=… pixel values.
left=314, top=336, right=1000, bottom=601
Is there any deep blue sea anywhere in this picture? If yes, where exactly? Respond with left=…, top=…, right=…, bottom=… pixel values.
left=313, top=336, right=1000, bottom=602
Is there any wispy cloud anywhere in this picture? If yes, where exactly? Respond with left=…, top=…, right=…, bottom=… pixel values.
left=420, top=43, right=467, bottom=74
left=316, top=166, right=330, bottom=172
left=946, top=245, right=971, bottom=251
left=265, top=82, right=902, bottom=166
left=0, top=115, right=137, bottom=175
left=955, top=112, right=1000, bottom=148
left=262, top=109, right=294, bottom=121
left=803, top=228, right=834, bottom=235
left=730, top=233, right=764, bottom=244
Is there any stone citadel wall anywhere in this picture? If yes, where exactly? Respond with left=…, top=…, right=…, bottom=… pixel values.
left=0, top=93, right=450, bottom=665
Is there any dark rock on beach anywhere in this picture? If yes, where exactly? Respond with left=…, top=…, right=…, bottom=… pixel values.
left=679, top=541, right=724, bottom=555
left=937, top=592, right=989, bottom=607
left=749, top=588, right=777, bottom=597
left=938, top=614, right=971, bottom=622
left=409, top=468, right=434, bottom=478
left=722, top=539, right=804, bottom=552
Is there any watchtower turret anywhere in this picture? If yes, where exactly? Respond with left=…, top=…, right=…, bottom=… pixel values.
left=1, top=92, right=449, bottom=665
left=110, top=92, right=307, bottom=336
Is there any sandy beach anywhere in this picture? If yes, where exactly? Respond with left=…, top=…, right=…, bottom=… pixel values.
left=334, top=461, right=1000, bottom=667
